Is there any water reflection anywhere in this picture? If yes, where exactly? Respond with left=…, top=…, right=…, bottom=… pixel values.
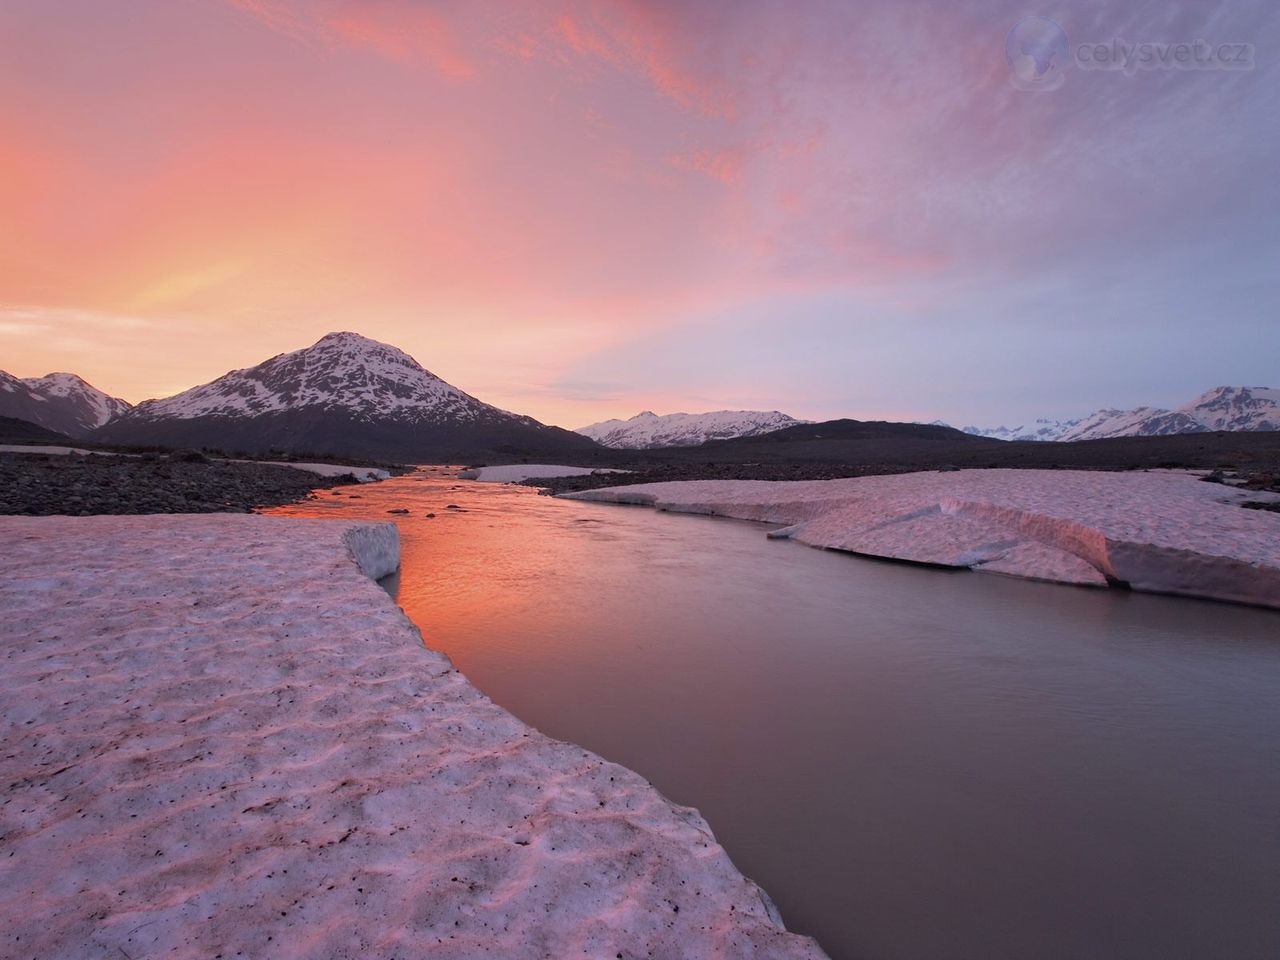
left=267, top=467, right=1280, bottom=960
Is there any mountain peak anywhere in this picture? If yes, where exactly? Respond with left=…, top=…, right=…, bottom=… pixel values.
left=0, top=369, right=131, bottom=436
left=315, top=331, right=380, bottom=347
left=93, top=333, right=597, bottom=460
left=119, top=331, right=497, bottom=425
left=28, top=371, right=90, bottom=385
left=308, top=331, right=414, bottom=362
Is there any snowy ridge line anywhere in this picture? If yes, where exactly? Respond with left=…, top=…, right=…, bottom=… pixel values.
left=577, top=409, right=807, bottom=449
left=956, top=385, right=1279, bottom=442
left=565, top=470, right=1280, bottom=608
left=0, top=514, right=826, bottom=960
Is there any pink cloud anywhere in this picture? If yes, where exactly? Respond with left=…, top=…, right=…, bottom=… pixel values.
left=670, top=145, right=749, bottom=185
left=324, top=2, right=475, bottom=78
left=226, top=0, right=475, bottom=78
left=8, top=0, right=1271, bottom=427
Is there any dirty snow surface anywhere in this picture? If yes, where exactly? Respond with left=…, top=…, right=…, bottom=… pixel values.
left=0, top=444, right=100, bottom=456
left=0, top=514, right=822, bottom=960
left=457, top=464, right=628, bottom=483
left=228, top=459, right=391, bottom=482
left=566, top=469, right=1280, bottom=608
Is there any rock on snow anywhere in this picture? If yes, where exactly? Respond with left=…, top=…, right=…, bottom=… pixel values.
left=566, top=469, right=1280, bottom=608
left=0, top=514, right=824, bottom=960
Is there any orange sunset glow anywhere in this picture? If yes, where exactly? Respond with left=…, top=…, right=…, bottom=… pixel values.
left=3, top=0, right=1278, bottom=427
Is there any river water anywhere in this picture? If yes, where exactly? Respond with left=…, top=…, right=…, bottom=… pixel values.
left=267, top=468, right=1280, bottom=960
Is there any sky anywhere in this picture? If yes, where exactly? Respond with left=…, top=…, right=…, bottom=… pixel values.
left=2, top=0, right=1277, bottom=430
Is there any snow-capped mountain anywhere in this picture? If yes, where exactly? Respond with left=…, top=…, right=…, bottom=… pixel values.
left=0, top=369, right=131, bottom=438
left=1174, top=386, right=1280, bottom=432
left=1058, top=387, right=1279, bottom=440
left=117, top=331, right=522, bottom=423
left=1057, top=406, right=1185, bottom=442
left=944, top=417, right=1081, bottom=442
left=957, top=387, right=1278, bottom=443
left=577, top=409, right=808, bottom=449
left=94, top=332, right=597, bottom=461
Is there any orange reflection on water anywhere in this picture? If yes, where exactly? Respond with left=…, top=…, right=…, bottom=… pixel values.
left=263, top=465, right=597, bottom=651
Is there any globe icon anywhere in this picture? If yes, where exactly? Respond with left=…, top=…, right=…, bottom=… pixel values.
left=1005, top=17, right=1070, bottom=91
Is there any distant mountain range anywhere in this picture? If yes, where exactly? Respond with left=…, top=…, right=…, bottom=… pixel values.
left=4, top=336, right=1276, bottom=462
left=953, top=387, right=1278, bottom=442
left=0, top=370, right=131, bottom=438
left=91, top=332, right=596, bottom=461
left=577, top=410, right=807, bottom=449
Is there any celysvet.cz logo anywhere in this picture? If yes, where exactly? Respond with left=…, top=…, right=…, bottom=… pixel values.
left=1005, top=17, right=1255, bottom=91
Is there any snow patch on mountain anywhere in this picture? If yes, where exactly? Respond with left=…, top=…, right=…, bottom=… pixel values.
left=577, top=409, right=808, bottom=449
left=22, top=373, right=131, bottom=428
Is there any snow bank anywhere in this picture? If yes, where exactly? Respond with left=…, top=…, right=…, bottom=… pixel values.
left=458, top=464, right=628, bottom=483
left=0, top=514, right=823, bottom=960
left=230, top=459, right=391, bottom=482
left=0, top=443, right=98, bottom=455
left=565, top=470, right=1280, bottom=608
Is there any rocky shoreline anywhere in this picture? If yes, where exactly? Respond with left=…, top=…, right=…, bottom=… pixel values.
left=0, top=450, right=370, bottom=515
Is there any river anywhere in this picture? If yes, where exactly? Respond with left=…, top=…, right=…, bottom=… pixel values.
left=267, top=467, right=1280, bottom=960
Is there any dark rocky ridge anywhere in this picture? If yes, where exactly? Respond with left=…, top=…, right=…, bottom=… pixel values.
left=0, top=416, right=73, bottom=444
left=522, top=425, right=1280, bottom=494
left=95, top=408, right=596, bottom=463
left=0, top=452, right=364, bottom=516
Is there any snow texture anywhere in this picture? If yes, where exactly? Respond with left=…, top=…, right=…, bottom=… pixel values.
left=566, top=470, right=1280, bottom=608
left=577, top=410, right=807, bottom=449
left=0, top=514, right=824, bottom=960
left=457, top=464, right=629, bottom=483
